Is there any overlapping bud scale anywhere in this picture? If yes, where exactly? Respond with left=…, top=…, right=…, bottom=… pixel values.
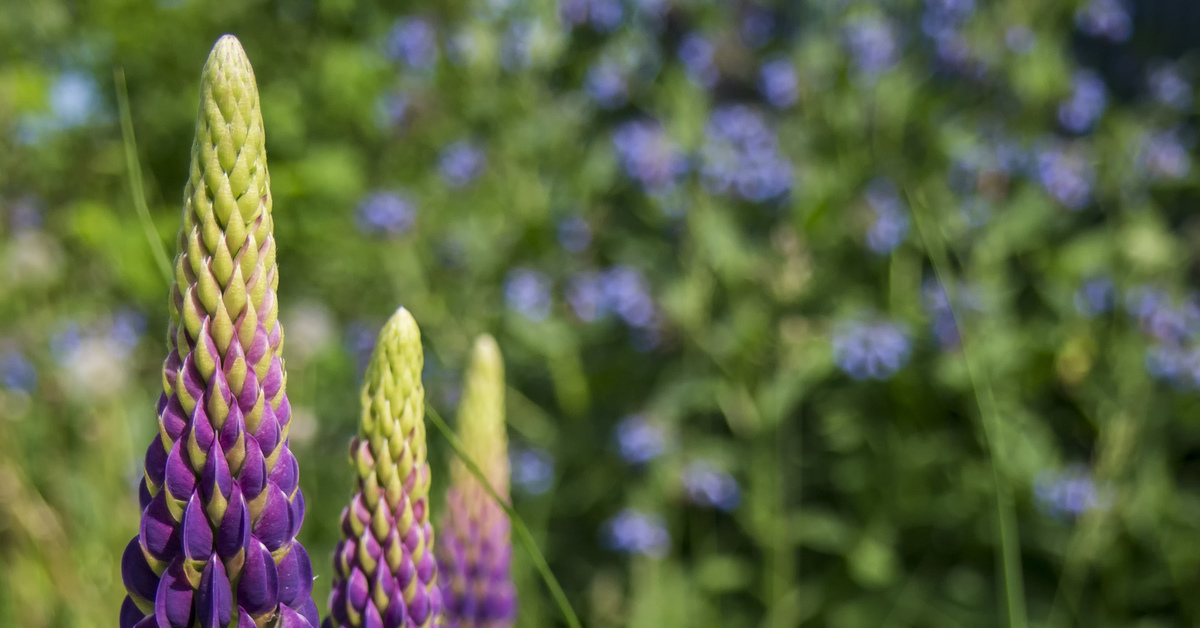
left=437, top=335, right=516, bottom=628
left=121, top=35, right=317, bottom=628
left=324, top=308, right=441, bottom=628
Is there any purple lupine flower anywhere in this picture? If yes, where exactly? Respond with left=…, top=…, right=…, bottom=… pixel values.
left=120, top=36, right=318, bottom=628
left=681, top=462, right=740, bottom=511
left=566, top=272, right=606, bottom=322
left=845, top=15, right=899, bottom=77
left=386, top=18, right=438, bottom=71
left=327, top=309, right=441, bottom=628
left=678, top=33, right=719, bottom=88
left=921, top=0, right=975, bottom=38
left=741, top=6, right=775, bottom=49
left=1125, top=286, right=1200, bottom=344
left=0, top=349, right=37, bottom=393
left=510, top=446, right=554, bottom=495
left=1058, top=70, right=1107, bottom=134
left=833, top=320, right=911, bottom=380
left=438, top=336, right=517, bottom=628
left=612, top=119, right=688, bottom=193
left=603, top=509, right=670, bottom=557
left=759, top=58, right=799, bottom=108
left=356, top=191, right=416, bottom=237
left=1035, top=466, right=1112, bottom=519
left=439, top=141, right=487, bottom=188
left=505, top=268, right=552, bottom=322
left=557, top=216, right=592, bottom=253
left=1035, top=145, right=1094, bottom=210
left=1075, top=0, right=1131, bottom=42
left=615, top=414, right=667, bottom=464
left=700, top=105, right=793, bottom=202
left=1139, top=130, right=1192, bottom=180
left=1075, top=276, right=1115, bottom=317
left=602, top=266, right=655, bottom=328
left=864, top=179, right=908, bottom=254
left=587, top=0, right=624, bottom=32
left=585, top=59, right=628, bottom=109
left=558, top=0, right=589, bottom=27
left=1148, top=65, right=1193, bottom=110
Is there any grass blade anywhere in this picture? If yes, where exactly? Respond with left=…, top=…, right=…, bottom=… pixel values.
left=425, top=402, right=583, bottom=628
left=114, top=67, right=173, bottom=284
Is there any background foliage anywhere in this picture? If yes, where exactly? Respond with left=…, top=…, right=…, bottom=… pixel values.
left=4, top=0, right=1200, bottom=626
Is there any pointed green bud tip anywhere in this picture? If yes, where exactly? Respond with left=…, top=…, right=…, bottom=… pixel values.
left=455, top=333, right=508, bottom=497
left=367, top=307, right=423, bottom=383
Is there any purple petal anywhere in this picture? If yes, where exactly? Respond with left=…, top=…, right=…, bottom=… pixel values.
left=274, top=603, right=315, bottom=628
left=120, top=596, right=146, bottom=628
left=329, top=581, right=349, bottom=625
left=139, top=478, right=153, bottom=510
left=254, top=402, right=281, bottom=460
left=276, top=544, right=314, bottom=607
left=269, top=449, right=298, bottom=497
left=297, top=598, right=319, bottom=628
left=382, top=595, right=406, bottom=628
left=236, top=541, right=279, bottom=618
left=253, top=483, right=293, bottom=552
left=196, top=557, right=233, bottom=628
left=347, top=568, right=369, bottom=611
left=408, top=585, right=430, bottom=625
left=289, top=490, right=306, bottom=539
left=201, top=438, right=232, bottom=507
left=239, top=435, right=267, bottom=500
left=189, top=399, right=216, bottom=456
left=140, top=490, right=180, bottom=563
left=182, top=493, right=214, bottom=562
left=237, top=608, right=256, bottom=628
left=163, top=440, right=196, bottom=503
left=362, top=601, right=383, bottom=628
left=144, top=435, right=168, bottom=489
left=217, top=484, right=251, bottom=562
left=160, top=396, right=188, bottom=442
left=121, top=537, right=159, bottom=607
left=417, top=549, right=435, bottom=584
left=154, top=559, right=194, bottom=628
left=263, top=357, right=283, bottom=400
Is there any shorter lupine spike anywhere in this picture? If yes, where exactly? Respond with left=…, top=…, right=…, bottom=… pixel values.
left=325, top=308, right=441, bottom=628
left=436, top=335, right=517, bottom=628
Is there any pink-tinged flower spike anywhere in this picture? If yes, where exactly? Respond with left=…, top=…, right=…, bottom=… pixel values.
left=325, top=308, right=441, bottom=628
left=120, top=35, right=317, bottom=628
left=436, top=335, right=516, bottom=628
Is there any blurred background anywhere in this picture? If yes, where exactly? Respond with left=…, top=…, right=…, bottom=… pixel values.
left=4, top=0, right=1200, bottom=626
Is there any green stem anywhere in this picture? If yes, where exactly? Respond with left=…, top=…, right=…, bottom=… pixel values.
left=114, top=68, right=173, bottom=284
left=425, top=402, right=583, bottom=628
left=907, top=188, right=1028, bottom=628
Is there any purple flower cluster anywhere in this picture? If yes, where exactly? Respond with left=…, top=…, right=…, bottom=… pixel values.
left=845, top=15, right=899, bottom=77
left=1148, top=65, right=1193, bottom=111
left=700, top=105, right=793, bottom=202
left=509, top=446, right=554, bottom=495
left=1075, top=0, right=1132, bottom=43
left=1139, top=130, right=1191, bottom=181
left=678, top=34, right=719, bottom=88
left=603, top=509, right=670, bottom=557
left=356, top=191, right=416, bottom=237
left=385, top=18, right=438, bottom=71
left=921, top=0, right=975, bottom=38
left=740, top=6, right=775, bottom=49
left=501, top=20, right=536, bottom=72
left=438, top=140, right=487, bottom=188
left=614, top=414, right=667, bottom=464
left=1075, top=276, right=1115, bottom=318
left=585, top=59, right=628, bottom=109
left=1035, top=146, right=1094, bottom=210
left=1058, top=70, right=1107, bottom=134
left=758, top=59, right=799, bottom=109
left=612, top=120, right=687, bottom=193
left=375, top=91, right=410, bottom=130
left=1124, top=287, right=1200, bottom=386
left=559, top=0, right=624, bottom=33
left=864, top=179, right=908, bottom=254
left=557, top=216, right=592, bottom=253
left=1035, top=466, right=1111, bottom=519
left=681, top=462, right=740, bottom=511
left=504, top=268, right=553, bottom=322
left=0, top=349, right=37, bottom=394
left=833, top=320, right=911, bottom=380
left=566, top=266, right=655, bottom=329
left=922, top=278, right=980, bottom=351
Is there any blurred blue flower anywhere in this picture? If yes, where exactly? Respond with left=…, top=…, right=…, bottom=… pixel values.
left=1148, top=65, right=1192, bottom=111
left=1075, top=276, right=1115, bottom=317
left=864, top=179, right=908, bottom=254
left=1126, top=287, right=1200, bottom=344
left=50, top=323, right=81, bottom=366
left=759, top=58, right=799, bottom=109
left=501, top=20, right=535, bottom=72
left=1005, top=26, right=1036, bottom=54
left=585, top=59, right=628, bottom=109
left=612, top=119, right=687, bottom=193
left=0, top=350, right=37, bottom=393
left=1075, top=0, right=1131, bottom=43
left=587, top=0, right=624, bottom=32
left=557, top=216, right=592, bottom=253
left=505, top=268, right=553, bottom=321
left=603, top=509, right=670, bottom=557
left=681, top=462, right=740, bottom=511
left=558, top=0, right=589, bottom=27
left=51, top=71, right=99, bottom=128
left=1139, top=130, right=1191, bottom=181
left=375, top=91, right=410, bottom=129
left=615, top=414, right=667, bottom=464
left=385, top=18, right=438, bottom=71
left=567, top=272, right=606, bottom=322
left=109, top=308, right=146, bottom=354
left=603, top=266, right=655, bottom=328
left=845, top=15, right=899, bottom=77
left=345, top=320, right=382, bottom=374
left=356, top=191, right=416, bottom=237
left=922, top=0, right=975, bottom=38
left=833, top=320, right=911, bottom=380
left=1058, top=70, right=1107, bottom=134
left=922, top=278, right=980, bottom=351
left=700, top=105, right=793, bottom=202
left=510, top=446, right=555, bottom=494
left=1035, top=146, right=1094, bottom=210
left=1145, top=343, right=1191, bottom=384
left=438, top=140, right=487, bottom=188
left=9, top=196, right=43, bottom=232
left=678, top=33, right=719, bottom=88
left=1035, top=466, right=1111, bottom=519
left=741, top=6, right=775, bottom=49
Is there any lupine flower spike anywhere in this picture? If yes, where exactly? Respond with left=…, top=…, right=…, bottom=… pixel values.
left=325, top=308, right=441, bottom=628
left=437, top=335, right=517, bottom=627
left=120, top=35, right=318, bottom=628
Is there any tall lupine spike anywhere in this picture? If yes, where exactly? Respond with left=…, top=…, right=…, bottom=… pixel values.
left=121, top=35, right=318, bottom=628
left=436, top=335, right=517, bottom=628
left=324, top=308, right=442, bottom=628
